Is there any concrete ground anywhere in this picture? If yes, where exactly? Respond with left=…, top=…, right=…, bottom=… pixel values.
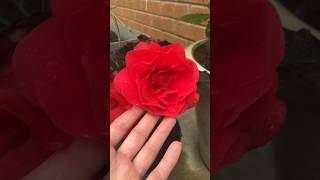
left=169, top=108, right=210, bottom=180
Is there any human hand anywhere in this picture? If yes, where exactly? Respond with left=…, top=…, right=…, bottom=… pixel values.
left=109, top=107, right=182, bottom=180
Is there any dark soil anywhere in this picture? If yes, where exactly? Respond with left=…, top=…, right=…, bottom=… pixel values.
left=272, top=28, right=320, bottom=180
left=282, top=28, right=320, bottom=64
left=194, top=43, right=210, bottom=70
left=110, top=34, right=170, bottom=74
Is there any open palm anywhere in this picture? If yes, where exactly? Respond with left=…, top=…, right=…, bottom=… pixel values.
left=109, top=107, right=182, bottom=180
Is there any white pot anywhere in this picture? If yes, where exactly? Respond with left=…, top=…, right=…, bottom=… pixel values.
left=185, top=40, right=210, bottom=169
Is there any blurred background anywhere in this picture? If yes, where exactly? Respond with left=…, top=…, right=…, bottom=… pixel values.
left=2, top=0, right=320, bottom=179
left=0, top=0, right=50, bottom=67
left=214, top=0, right=320, bottom=179
left=0, top=0, right=50, bottom=32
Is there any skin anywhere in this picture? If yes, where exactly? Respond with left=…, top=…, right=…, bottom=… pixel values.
left=24, top=107, right=181, bottom=180
left=109, top=107, right=182, bottom=180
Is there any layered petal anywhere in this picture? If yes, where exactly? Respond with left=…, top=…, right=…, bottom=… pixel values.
left=114, top=42, right=199, bottom=117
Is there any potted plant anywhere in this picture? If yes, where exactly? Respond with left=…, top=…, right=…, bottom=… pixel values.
left=180, top=4, right=210, bottom=169
left=110, top=1, right=140, bottom=51
left=110, top=38, right=195, bottom=176
left=110, top=21, right=141, bottom=51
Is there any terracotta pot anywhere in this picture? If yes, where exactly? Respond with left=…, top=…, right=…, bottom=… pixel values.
left=185, top=40, right=210, bottom=169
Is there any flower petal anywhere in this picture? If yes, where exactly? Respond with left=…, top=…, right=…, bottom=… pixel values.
left=114, top=69, right=140, bottom=105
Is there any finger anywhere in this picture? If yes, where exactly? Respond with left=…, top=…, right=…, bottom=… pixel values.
left=118, top=113, right=160, bottom=159
left=146, top=141, right=182, bottom=180
left=110, top=106, right=144, bottom=146
left=110, top=146, right=116, bottom=167
left=24, top=139, right=106, bottom=180
left=110, top=150, right=141, bottom=180
left=133, top=117, right=176, bottom=177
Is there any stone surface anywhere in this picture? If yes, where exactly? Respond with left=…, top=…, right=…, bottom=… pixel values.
left=169, top=108, right=210, bottom=180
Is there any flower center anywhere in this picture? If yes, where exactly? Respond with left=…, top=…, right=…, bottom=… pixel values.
left=150, top=67, right=171, bottom=89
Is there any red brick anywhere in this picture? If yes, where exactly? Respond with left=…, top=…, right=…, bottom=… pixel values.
left=151, top=16, right=175, bottom=32
left=120, top=17, right=143, bottom=33
left=162, top=3, right=189, bottom=18
left=115, top=7, right=136, bottom=19
left=111, top=0, right=127, bottom=7
left=142, top=26, right=163, bottom=39
left=130, top=0, right=141, bottom=9
left=111, top=0, right=209, bottom=43
left=139, top=0, right=148, bottom=11
left=177, top=0, right=209, bottom=5
left=189, top=5, right=209, bottom=14
left=175, top=21, right=206, bottom=40
left=145, top=1, right=162, bottom=14
left=134, top=11, right=152, bottom=25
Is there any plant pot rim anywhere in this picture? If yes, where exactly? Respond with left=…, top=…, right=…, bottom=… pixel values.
left=185, top=39, right=210, bottom=74
left=110, top=39, right=137, bottom=45
left=110, top=20, right=141, bottom=41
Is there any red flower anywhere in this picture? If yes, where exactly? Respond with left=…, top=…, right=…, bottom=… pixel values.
left=110, top=82, right=131, bottom=123
left=212, top=0, right=286, bottom=173
left=114, top=42, right=199, bottom=117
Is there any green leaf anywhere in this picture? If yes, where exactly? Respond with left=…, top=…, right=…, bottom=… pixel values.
left=180, top=13, right=209, bottom=25
left=111, top=12, right=121, bottom=46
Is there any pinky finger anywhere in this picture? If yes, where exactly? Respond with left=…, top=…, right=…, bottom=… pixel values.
left=146, top=141, right=182, bottom=180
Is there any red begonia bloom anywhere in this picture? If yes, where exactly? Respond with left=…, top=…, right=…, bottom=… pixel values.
left=114, top=42, right=199, bottom=117
left=110, top=82, right=131, bottom=123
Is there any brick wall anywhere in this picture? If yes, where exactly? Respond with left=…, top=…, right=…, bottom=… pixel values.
left=111, top=0, right=210, bottom=47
